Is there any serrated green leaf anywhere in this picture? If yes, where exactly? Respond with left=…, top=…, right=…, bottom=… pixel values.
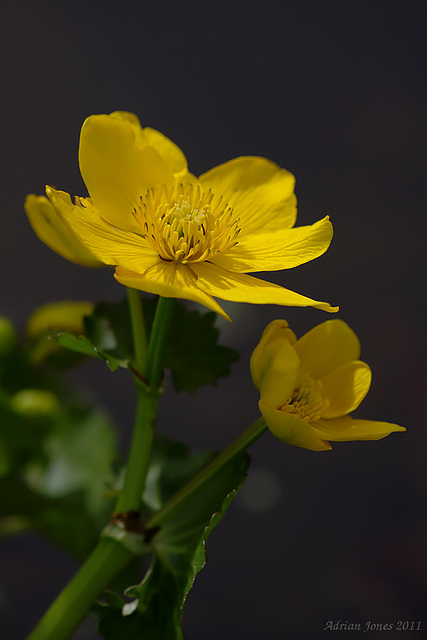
left=50, top=297, right=238, bottom=385
left=142, top=298, right=239, bottom=394
left=165, top=305, right=239, bottom=393
left=95, top=437, right=249, bottom=639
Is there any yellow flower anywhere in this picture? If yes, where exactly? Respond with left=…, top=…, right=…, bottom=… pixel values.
left=251, top=319, right=405, bottom=451
left=25, top=111, right=338, bottom=320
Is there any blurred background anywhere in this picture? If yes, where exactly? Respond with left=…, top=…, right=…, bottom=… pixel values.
left=1, top=0, right=426, bottom=638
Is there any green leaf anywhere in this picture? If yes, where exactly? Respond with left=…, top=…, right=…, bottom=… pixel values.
left=143, top=298, right=239, bottom=393
left=142, top=437, right=216, bottom=512
left=94, top=437, right=249, bottom=639
left=52, top=332, right=103, bottom=358
left=84, top=300, right=134, bottom=366
left=51, top=331, right=128, bottom=372
left=165, top=305, right=239, bottom=393
left=50, top=297, right=238, bottom=387
left=24, top=405, right=117, bottom=516
left=0, top=476, right=106, bottom=558
left=48, top=299, right=134, bottom=371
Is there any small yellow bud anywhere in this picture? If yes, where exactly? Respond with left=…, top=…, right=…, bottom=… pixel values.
left=0, top=317, right=18, bottom=356
left=27, top=301, right=94, bottom=340
left=10, top=389, right=60, bottom=418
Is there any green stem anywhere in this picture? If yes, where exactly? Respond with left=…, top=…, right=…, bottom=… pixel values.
left=114, top=384, right=157, bottom=513
left=26, top=538, right=134, bottom=640
left=126, top=287, right=146, bottom=372
left=147, top=416, right=267, bottom=529
left=26, top=296, right=175, bottom=640
left=143, top=297, right=175, bottom=389
left=114, top=296, right=175, bottom=514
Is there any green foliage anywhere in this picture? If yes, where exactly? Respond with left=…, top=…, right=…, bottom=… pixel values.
left=93, top=437, right=249, bottom=639
left=162, top=303, right=239, bottom=394
left=0, top=318, right=118, bottom=559
left=51, top=298, right=133, bottom=372
left=1, top=305, right=244, bottom=639
left=51, top=297, right=239, bottom=392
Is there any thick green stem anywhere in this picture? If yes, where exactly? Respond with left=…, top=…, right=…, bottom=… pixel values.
left=26, top=538, right=134, bottom=640
left=147, top=416, right=267, bottom=529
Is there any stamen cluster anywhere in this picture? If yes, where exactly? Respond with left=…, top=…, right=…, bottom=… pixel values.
left=279, top=371, right=328, bottom=422
left=134, top=183, right=241, bottom=264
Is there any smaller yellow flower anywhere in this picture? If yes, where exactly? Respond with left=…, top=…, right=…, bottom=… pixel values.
left=250, top=319, right=405, bottom=451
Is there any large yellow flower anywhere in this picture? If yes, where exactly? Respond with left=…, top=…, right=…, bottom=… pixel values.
left=251, top=319, right=405, bottom=451
left=25, top=111, right=337, bottom=320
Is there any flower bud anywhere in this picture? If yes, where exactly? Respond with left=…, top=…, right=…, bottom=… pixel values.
left=10, top=389, right=60, bottom=418
left=27, top=301, right=94, bottom=366
left=0, top=317, right=19, bottom=356
left=27, top=301, right=94, bottom=340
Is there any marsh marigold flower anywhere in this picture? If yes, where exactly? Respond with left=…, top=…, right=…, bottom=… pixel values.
left=251, top=319, right=405, bottom=451
left=25, top=111, right=338, bottom=320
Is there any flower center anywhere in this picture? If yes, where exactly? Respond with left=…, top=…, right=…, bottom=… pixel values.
left=279, top=371, right=327, bottom=422
left=133, top=183, right=240, bottom=264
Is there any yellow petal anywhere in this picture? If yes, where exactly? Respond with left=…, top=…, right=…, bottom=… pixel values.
left=211, top=216, right=333, bottom=273
left=191, top=262, right=338, bottom=312
left=46, top=187, right=157, bottom=273
left=295, top=319, right=360, bottom=379
left=199, top=156, right=297, bottom=235
left=258, top=339, right=300, bottom=406
left=319, top=361, right=372, bottom=418
left=259, top=401, right=332, bottom=451
left=312, top=415, right=406, bottom=442
left=109, top=112, right=188, bottom=178
left=250, top=320, right=297, bottom=389
left=79, top=114, right=174, bottom=232
left=114, top=263, right=230, bottom=320
left=24, top=194, right=102, bottom=267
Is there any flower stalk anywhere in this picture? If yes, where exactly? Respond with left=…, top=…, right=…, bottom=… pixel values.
left=147, top=416, right=267, bottom=529
left=26, top=538, right=134, bottom=640
left=26, top=294, right=175, bottom=640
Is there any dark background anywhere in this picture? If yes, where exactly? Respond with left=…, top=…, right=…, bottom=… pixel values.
left=1, top=0, right=426, bottom=638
